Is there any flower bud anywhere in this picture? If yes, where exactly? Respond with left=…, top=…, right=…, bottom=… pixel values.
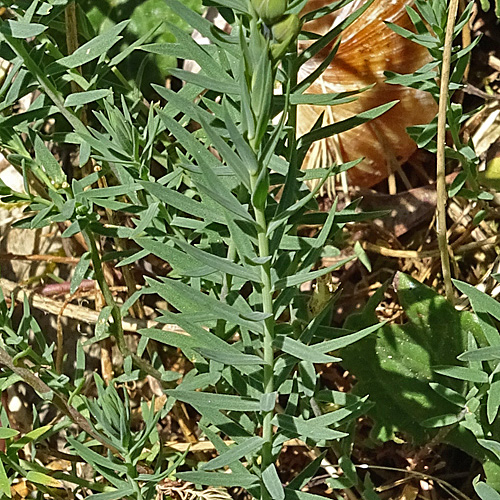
left=251, top=0, right=287, bottom=25
left=270, top=14, right=301, bottom=59
left=271, top=13, right=300, bottom=43
left=479, top=156, right=500, bottom=190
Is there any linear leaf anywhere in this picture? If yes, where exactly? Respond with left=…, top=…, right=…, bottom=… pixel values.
left=148, top=277, right=263, bottom=333
left=428, top=383, right=466, bottom=408
left=274, top=336, right=340, bottom=363
left=168, top=68, right=239, bottom=94
left=87, top=488, right=135, bottom=500
left=197, top=112, right=250, bottom=187
left=202, top=436, right=263, bottom=471
left=263, top=465, right=285, bottom=500
left=453, top=279, right=500, bottom=340
left=64, top=89, right=112, bottom=107
left=56, top=21, right=128, bottom=68
left=176, top=471, right=258, bottom=489
left=268, top=166, right=334, bottom=235
left=135, top=238, right=216, bottom=277
left=166, top=0, right=236, bottom=53
left=166, top=23, right=228, bottom=80
left=274, top=257, right=354, bottom=290
left=140, top=311, right=239, bottom=355
left=139, top=181, right=226, bottom=224
left=70, top=251, right=91, bottom=294
left=166, top=390, right=261, bottom=411
left=273, top=413, right=348, bottom=441
left=314, top=323, right=385, bottom=353
left=420, top=413, right=462, bottom=428
left=6, top=20, right=47, bottom=38
left=290, top=93, right=358, bottom=106
left=284, top=488, right=334, bottom=499
left=34, top=135, right=66, bottom=185
left=196, top=181, right=254, bottom=223
left=432, top=365, right=488, bottom=383
left=173, top=239, right=260, bottom=282
left=287, top=452, right=326, bottom=491
left=224, top=105, right=259, bottom=175
left=157, top=86, right=249, bottom=185
left=197, top=348, right=264, bottom=365
left=458, top=346, right=500, bottom=362
left=0, top=428, right=19, bottom=439
left=25, top=471, right=60, bottom=487
left=474, top=480, right=500, bottom=500
left=488, top=378, right=500, bottom=424
left=297, top=0, right=375, bottom=66
left=478, top=439, right=500, bottom=461
left=298, top=101, right=398, bottom=152
left=0, top=459, right=10, bottom=498
left=293, top=38, right=341, bottom=94
left=67, top=437, right=127, bottom=473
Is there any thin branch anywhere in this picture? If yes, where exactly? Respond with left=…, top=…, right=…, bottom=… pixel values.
left=0, top=277, right=186, bottom=335
left=0, top=253, right=79, bottom=264
left=0, top=345, right=119, bottom=455
left=436, top=0, right=460, bottom=304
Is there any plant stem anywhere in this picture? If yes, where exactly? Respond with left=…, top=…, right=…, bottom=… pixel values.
left=250, top=172, right=275, bottom=499
left=216, top=242, right=236, bottom=338
left=436, top=0, right=459, bottom=304
left=83, top=228, right=166, bottom=382
left=0, top=345, right=120, bottom=455
left=3, top=35, right=86, bottom=135
left=84, top=229, right=128, bottom=353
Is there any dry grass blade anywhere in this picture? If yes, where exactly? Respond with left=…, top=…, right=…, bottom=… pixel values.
left=0, top=277, right=186, bottom=335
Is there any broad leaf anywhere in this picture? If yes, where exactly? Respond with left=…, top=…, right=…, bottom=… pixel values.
left=341, top=273, right=473, bottom=443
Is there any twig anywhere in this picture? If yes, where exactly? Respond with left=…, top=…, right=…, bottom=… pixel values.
left=463, top=84, right=500, bottom=102
left=40, top=279, right=95, bottom=297
left=0, top=345, right=120, bottom=455
left=452, top=234, right=500, bottom=253
left=0, top=277, right=186, bottom=335
left=330, top=235, right=500, bottom=261
left=64, top=1, right=80, bottom=96
left=56, top=290, right=81, bottom=374
left=362, top=243, right=439, bottom=259
left=436, top=0, right=460, bottom=304
left=0, top=253, right=79, bottom=264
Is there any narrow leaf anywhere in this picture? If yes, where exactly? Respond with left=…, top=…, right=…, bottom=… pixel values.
left=34, top=135, right=66, bottom=185
left=6, top=20, right=47, bottom=38
left=263, top=465, right=285, bottom=500
left=433, top=365, right=488, bottom=383
left=176, top=471, right=258, bottom=488
left=174, top=239, right=260, bottom=282
left=274, top=336, right=341, bottom=363
left=298, top=101, right=398, bottom=152
left=64, top=89, right=112, bottom=107
left=0, top=428, right=19, bottom=439
left=26, top=471, right=60, bottom=487
left=202, top=436, right=263, bottom=471
left=274, top=257, right=354, bottom=290
left=166, top=390, right=261, bottom=411
left=0, top=459, right=10, bottom=498
left=57, top=21, right=128, bottom=68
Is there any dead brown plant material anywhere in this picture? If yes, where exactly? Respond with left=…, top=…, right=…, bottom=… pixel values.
left=0, top=277, right=186, bottom=335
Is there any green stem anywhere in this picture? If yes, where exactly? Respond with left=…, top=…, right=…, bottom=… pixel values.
left=0, top=344, right=120, bottom=455
left=250, top=173, right=275, bottom=499
left=83, top=228, right=128, bottom=354
left=216, top=242, right=236, bottom=338
left=83, top=228, right=166, bottom=381
left=6, top=28, right=171, bottom=385
left=3, top=35, right=87, bottom=135
left=287, top=53, right=298, bottom=165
